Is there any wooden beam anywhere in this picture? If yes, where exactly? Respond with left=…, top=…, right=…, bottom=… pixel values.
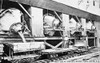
left=45, top=42, right=55, bottom=48
left=3, top=54, right=40, bottom=60
left=9, top=0, right=100, bottom=21
left=54, top=41, right=63, bottom=48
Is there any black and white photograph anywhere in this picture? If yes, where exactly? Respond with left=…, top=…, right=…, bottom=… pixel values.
left=0, top=0, right=100, bottom=63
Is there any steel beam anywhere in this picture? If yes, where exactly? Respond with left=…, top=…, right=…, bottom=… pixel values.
left=9, top=0, right=100, bottom=21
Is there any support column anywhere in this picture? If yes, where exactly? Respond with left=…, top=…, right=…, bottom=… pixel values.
left=62, top=14, right=69, bottom=48
left=94, top=21, right=100, bottom=47
left=62, top=14, right=70, bottom=37
left=81, top=18, right=89, bottom=48
left=30, top=7, right=44, bottom=37
left=81, top=18, right=86, bottom=36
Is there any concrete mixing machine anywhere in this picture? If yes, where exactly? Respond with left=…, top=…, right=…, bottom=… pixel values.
left=0, top=8, right=45, bottom=61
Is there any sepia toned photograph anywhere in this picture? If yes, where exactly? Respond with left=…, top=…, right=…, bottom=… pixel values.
left=0, top=0, right=100, bottom=63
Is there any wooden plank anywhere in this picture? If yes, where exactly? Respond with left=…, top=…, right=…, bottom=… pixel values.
left=4, top=42, right=45, bottom=53
left=45, top=42, right=55, bottom=48
left=9, top=0, right=100, bottom=21
left=41, top=48, right=77, bottom=53
left=3, top=54, right=40, bottom=60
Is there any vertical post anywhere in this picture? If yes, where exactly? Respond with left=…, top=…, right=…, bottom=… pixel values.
left=62, top=14, right=70, bottom=37
left=81, top=18, right=88, bottom=48
left=81, top=18, right=86, bottom=36
left=30, top=7, right=44, bottom=37
left=94, top=21, right=100, bottom=47
left=62, top=14, right=69, bottom=48
left=94, top=37, right=95, bottom=47
left=86, top=37, right=88, bottom=49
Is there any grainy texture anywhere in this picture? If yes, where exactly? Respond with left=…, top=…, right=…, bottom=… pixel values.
left=9, top=0, right=100, bottom=21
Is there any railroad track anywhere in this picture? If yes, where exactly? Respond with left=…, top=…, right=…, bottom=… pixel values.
left=1, top=49, right=85, bottom=63
left=34, top=49, right=100, bottom=63
left=33, top=50, right=90, bottom=63
left=2, top=48, right=100, bottom=63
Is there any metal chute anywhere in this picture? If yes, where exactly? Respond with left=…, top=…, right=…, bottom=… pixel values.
left=0, top=8, right=28, bottom=43
left=9, top=22, right=26, bottom=43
